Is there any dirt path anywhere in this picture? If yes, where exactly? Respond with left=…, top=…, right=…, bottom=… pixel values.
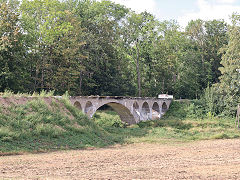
left=1, top=139, right=240, bottom=179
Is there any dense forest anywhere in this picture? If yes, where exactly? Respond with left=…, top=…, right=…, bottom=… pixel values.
left=0, top=0, right=240, bottom=116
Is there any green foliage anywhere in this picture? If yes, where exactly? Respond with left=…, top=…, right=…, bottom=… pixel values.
left=1, top=89, right=14, bottom=97
left=213, top=14, right=240, bottom=116
left=135, top=115, right=239, bottom=142
left=90, top=101, right=239, bottom=145
left=0, top=0, right=238, bottom=116
left=137, top=120, right=155, bottom=128
left=0, top=0, right=228, bottom=98
left=0, top=2, right=30, bottom=93
left=39, top=90, right=55, bottom=97
left=162, top=101, right=187, bottom=119
left=163, top=99, right=215, bottom=119
left=34, top=123, right=63, bottom=138
left=93, top=110, right=127, bottom=128
left=1, top=0, right=240, bottom=153
left=0, top=95, right=239, bottom=154
left=200, top=84, right=216, bottom=117
left=0, top=96, right=121, bottom=153
left=20, top=0, right=86, bottom=94
left=185, top=19, right=228, bottom=89
left=185, top=100, right=205, bottom=119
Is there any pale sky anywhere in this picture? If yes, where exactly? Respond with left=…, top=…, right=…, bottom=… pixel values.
left=108, top=0, right=240, bottom=28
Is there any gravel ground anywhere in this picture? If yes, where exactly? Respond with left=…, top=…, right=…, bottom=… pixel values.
left=1, top=139, right=240, bottom=179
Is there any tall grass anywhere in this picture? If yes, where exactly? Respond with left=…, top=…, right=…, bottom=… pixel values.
left=0, top=95, right=119, bottom=154
left=0, top=90, right=56, bottom=97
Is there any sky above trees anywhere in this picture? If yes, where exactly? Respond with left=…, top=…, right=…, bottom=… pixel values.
left=106, top=0, right=240, bottom=28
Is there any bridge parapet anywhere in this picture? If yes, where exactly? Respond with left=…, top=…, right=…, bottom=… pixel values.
left=69, top=96, right=173, bottom=124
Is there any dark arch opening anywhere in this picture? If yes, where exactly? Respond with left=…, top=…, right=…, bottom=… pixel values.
left=162, top=102, right=168, bottom=113
left=98, top=104, right=114, bottom=111
left=74, top=101, right=82, bottom=110
left=133, top=101, right=139, bottom=110
left=152, top=102, right=160, bottom=113
left=85, top=101, right=93, bottom=113
left=142, top=102, right=150, bottom=119
left=93, top=102, right=136, bottom=125
left=152, top=102, right=160, bottom=119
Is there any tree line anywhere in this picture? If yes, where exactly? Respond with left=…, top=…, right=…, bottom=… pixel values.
left=0, top=0, right=240, bottom=116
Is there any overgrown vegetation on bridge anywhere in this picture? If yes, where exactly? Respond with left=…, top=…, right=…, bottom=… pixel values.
left=1, top=0, right=240, bottom=116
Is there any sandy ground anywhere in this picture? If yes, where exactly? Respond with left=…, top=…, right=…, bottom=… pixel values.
left=1, top=139, right=240, bottom=179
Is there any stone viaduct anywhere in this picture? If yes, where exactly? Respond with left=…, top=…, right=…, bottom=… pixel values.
left=69, top=96, right=173, bottom=124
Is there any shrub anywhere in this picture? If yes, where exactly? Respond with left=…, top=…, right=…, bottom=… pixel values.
left=185, top=100, right=205, bottom=119
left=163, top=101, right=187, bottom=119
left=93, top=111, right=127, bottom=128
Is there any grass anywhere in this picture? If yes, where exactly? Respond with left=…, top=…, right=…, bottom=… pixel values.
left=0, top=95, right=123, bottom=154
left=92, top=100, right=240, bottom=143
left=0, top=94, right=239, bottom=154
left=0, top=89, right=55, bottom=97
left=93, top=111, right=240, bottom=144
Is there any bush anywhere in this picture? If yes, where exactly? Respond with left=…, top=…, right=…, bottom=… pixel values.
left=93, top=110, right=127, bottom=128
left=163, top=100, right=205, bottom=119
left=163, top=101, right=187, bottom=119
left=185, top=100, right=205, bottom=119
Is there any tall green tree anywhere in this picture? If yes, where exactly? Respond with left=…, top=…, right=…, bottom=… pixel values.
left=215, top=14, right=240, bottom=115
left=186, top=19, right=228, bottom=91
left=122, top=11, right=158, bottom=97
left=21, top=0, right=86, bottom=94
left=73, top=0, right=134, bottom=96
left=204, top=20, right=228, bottom=83
left=150, top=20, right=200, bottom=98
left=0, top=2, right=29, bottom=92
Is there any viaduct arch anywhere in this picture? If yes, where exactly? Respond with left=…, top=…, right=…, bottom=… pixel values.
left=70, top=96, right=172, bottom=125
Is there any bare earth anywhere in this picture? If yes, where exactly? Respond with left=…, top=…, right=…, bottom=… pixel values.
left=1, top=139, right=240, bottom=179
